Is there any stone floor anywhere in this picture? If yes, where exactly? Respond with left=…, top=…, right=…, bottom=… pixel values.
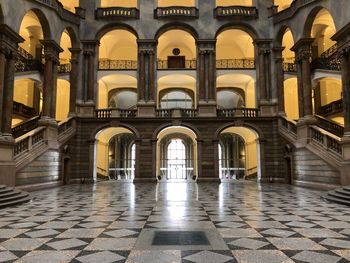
left=0, top=181, right=350, bottom=263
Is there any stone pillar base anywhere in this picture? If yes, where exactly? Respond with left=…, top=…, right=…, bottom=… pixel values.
left=76, top=102, right=95, bottom=118
left=259, top=101, right=278, bottom=117
left=137, top=102, right=156, bottom=117
left=133, top=178, right=158, bottom=183
left=38, top=118, right=59, bottom=149
left=198, top=101, right=217, bottom=117
left=0, top=136, right=16, bottom=186
left=196, top=177, right=221, bottom=183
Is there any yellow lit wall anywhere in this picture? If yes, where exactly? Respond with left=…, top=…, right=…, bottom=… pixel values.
left=319, top=78, right=342, bottom=106
left=282, top=29, right=295, bottom=62
left=13, top=79, right=35, bottom=107
left=158, top=0, right=195, bottom=7
left=284, top=78, right=299, bottom=120
left=12, top=118, right=24, bottom=127
left=99, top=30, right=137, bottom=60
left=274, top=0, right=293, bottom=11
left=101, top=0, right=137, bottom=8
left=19, top=11, right=43, bottom=56
left=95, top=127, right=133, bottom=177
left=216, top=29, right=254, bottom=59
left=56, top=79, right=70, bottom=121
left=216, top=0, right=252, bottom=6
left=59, top=31, right=72, bottom=64
left=311, top=9, right=336, bottom=54
left=157, top=30, right=196, bottom=60
left=332, top=117, right=344, bottom=126
left=59, top=0, right=79, bottom=12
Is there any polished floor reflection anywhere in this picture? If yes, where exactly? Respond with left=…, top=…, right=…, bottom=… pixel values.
left=0, top=181, right=350, bottom=262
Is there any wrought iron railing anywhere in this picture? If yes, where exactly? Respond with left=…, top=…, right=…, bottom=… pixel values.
left=283, top=62, right=297, bottom=72
left=99, top=60, right=137, bottom=70
left=315, top=115, right=344, bottom=138
left=318, top=99, right=343, bottom=117
left=320, top=44, right=338, bottom=59
left=11, top=116, right=41, bottom=139
left=214, top=6, right=258, bottom=18
left=216, top=59, right=255, bottom=69
left=58, top=63, right=71, bottom=73
left=312, top=44, right=341, bottom=71
left=217, top=108, right=259, bottom=118
left=13, top=101, right=36, bottom=118
left=95, top=7, right=139, bottom=19
left=18, top=47, right=34, bottom=60
left=157, top=60, right=196, bottom=70
left=154, top=6, right=199, bottom=19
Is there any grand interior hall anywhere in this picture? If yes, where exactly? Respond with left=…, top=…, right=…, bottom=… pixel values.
left=0, top=0, right=350, bottom=262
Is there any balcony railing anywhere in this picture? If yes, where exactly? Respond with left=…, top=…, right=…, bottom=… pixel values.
left=214, top=6, right=258, bottom=19
left=13, top=101, right=37, bottom=118
left=216, top=59, right=255, bottom=69
left=318, top=99, right=343, bottom=117
left=283, top=62, right=297, bottom=72
left=95, top=7, right=140, bottom=19
left=154, top=6, right=199, bottom=19
left=157, top=60, right=196, bottom=70
left=95, top=109, right=137, bottom=118
left=32, top=0, right=81, bottom=24
left=15, top=47, right=43, bottom=72
left=58, top=118, right=74, bottom=135
left=315, top=115, right=344, bottom=138
left=217, top=108, right=259, bottom=118
left=320, top=44, right=338, bottom=59
left=99, top=60, right=138, bottom=70
left=312, top=44, right=341, bottom=71
left=280, top=117, right=297, bottom=135
left=14, top=127, right=45, bottom=157
left=156, top=109, right=173, bottom=118
left=273, top=0, right=318, bottom=24
left=156, top=109, right=198, bottom=118
left=58, top=63, right=71, bottom=74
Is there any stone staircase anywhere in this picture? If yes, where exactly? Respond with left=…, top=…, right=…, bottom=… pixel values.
left=323, top=186, right=350, bottom=206
left=0, top=185, right=31, bottom=209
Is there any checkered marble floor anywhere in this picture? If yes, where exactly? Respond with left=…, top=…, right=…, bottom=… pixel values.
left=0, top=181, right=350, bottom=263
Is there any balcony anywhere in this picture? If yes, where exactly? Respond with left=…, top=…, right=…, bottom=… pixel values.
left=95, top=109, right=137, bottom=118
left=214, top=6, right=258, bottom=19
left=216, top=59, right=255, bottom=70
left=58, top=63, right=71, bottom=74
left=13, top=101, right=37, bottom=119
left=95, top=7, right=140, bottom=20
left=156, top=109, right=198, bottom=118
left=217, top=108, right=260, bottom=118
left=312, top=44, right=341, bottom=71
left=154, top=6, right=199, bottom=19
left=157, top=59, right=196, bottom=70
left=283, top=62, right=297, bottom=72
left=15, top=47, right=43, bottom=73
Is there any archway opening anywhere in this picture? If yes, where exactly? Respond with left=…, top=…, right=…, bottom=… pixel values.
left=12, top=78, right=42, bottom=126
left=216, top=0, right=252, bottom=6
left=58, top=0, right=79, bottom=12
left=158, top=0, right=195, bottom=7
left=56, top=79, right=70, bottom=121
left=100, top=0, right=138, bottom=8
left=284, top=77, right=299, bottom=120
left=217, top=74, right=256, bottom=108
left=157, top=30, right=196, bottom=69
left=98, top=74, right=137, bottom=109
left=157, top=126, right=197, bottom=181
left=218, top=126, right=260, bottom=181
left=274, top=0, right=293, bottom=12
left=94, top=127, right=136, bottom=181
left=216, top=29, right=254, bottom=69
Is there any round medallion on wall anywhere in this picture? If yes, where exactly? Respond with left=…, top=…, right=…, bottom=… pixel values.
left=172, top=48, right=180, bottom=56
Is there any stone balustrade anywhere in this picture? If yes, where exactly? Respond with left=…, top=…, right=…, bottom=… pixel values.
left=154, top=6, right=199, bottom=19
left=214, top=6, right=258, bottom=19
left=95, top=7, right=140, bottom=20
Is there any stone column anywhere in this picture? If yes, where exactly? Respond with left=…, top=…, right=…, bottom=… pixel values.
left=291, top=38, right=315, bottom=123
left=77, top=40, right=98, bottom=117
left=273, top=47, right=285, bottom=114
left=68, top=48, right=81, bottom=116
left=197, top=39, right=217, bottom=117
left=40, top=40, right=63, bottom=124
left=255, top=39, right=276, bottom=116
left=0, top=25, right=24, bottom=186
left=137, top=39, right=157, bottom=117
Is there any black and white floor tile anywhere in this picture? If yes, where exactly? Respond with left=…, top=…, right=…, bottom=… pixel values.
left=0, top=181, right=349, bottom=262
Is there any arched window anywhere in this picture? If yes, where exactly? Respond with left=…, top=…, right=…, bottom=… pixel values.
left=160, top=90, right=193, bottom=109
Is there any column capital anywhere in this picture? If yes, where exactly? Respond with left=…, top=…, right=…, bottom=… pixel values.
left=82, top=40, right=99, bottom=54
left=254, top=39, right=273, bottom=47
left=137, top=39, right=157, bottom=52
left=40, top=39, right=63, bottom=63
left=0, top=24, right=24, bottom=49
left=291, top=38, right=314, bottom=52
left=196, top=39, right=216, bottom=51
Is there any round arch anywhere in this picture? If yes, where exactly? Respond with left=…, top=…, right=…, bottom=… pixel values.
left=152, top=122, right=201, bottom=141
left=275, top=25, right=296, bottom=47
left=303, top=6, right=336, bottom=38
left=18, top=8, right=52, bottom=39
left=154, top=22, right=199, bottom=40
left=60, top=26, right=80, bottom=49
left=215, top=23, right=258, bottom=40
left=95, top=23, right=139, bottom=41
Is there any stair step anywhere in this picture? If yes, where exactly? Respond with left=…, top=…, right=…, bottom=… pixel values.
left=0, top=185, right=6, bottom=190
left=0, top=192, right=29, bottom=204
left=0, top=190, right=22, bottom=199
left=335, top=189, right=350, bottom=196
left=323, top=195, right=350, bottom=207
left=342, top=186, right=350, bottom=193
left=0, top=187, right=13, bottom=194
left=0, top=196, right=31, bottom=209
left=329, top=191, right=350, bottom=201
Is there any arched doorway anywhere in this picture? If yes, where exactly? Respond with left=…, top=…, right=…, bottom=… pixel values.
left=157, top=126, right=197, bottom=181
left=217, top=126, right=260, bottom=181
left=94, top=127, right=136, bottom=181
